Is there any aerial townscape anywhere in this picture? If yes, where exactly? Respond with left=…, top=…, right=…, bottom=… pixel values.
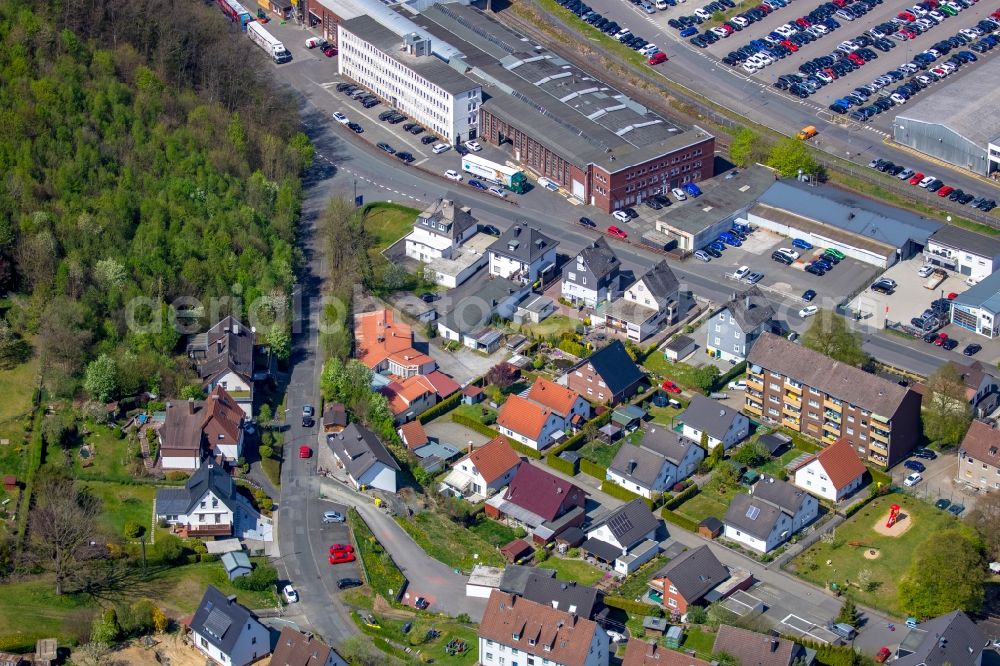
left=4, top=0, right=1000, bottom=664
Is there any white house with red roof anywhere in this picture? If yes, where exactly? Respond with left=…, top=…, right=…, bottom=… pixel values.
left=792, top=437, right=868, bottom=502
left=160, top=386, right=247, bottom=470
left=497, top=380, right=590, bottom=451
left=440, top=436, right=523, bottom=501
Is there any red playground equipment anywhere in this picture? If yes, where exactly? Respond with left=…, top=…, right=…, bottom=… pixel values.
left=886, top=504, right=901, bottom=528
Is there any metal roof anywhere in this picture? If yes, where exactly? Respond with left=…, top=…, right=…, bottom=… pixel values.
left=928, top=224, right=1000, bottom=259
left=756, top=180, right=941, bottom=249
left=317, top=0, right=462, bottom=60
left=894, top=56, right=1000, bottom=148
left=656, top=167, right=776, bottom=236
left=954, top=269, right=1000, bottom=314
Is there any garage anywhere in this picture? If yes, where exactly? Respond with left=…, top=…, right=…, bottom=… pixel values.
left=745, top=181, right=941, bottom=269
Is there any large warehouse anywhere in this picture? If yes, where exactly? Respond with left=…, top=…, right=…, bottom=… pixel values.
left=746, top=180, right=942, bottom=268
left=892, top=57, right=1000, bottom=177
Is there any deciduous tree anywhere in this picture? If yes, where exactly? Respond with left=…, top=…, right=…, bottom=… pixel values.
left=486, top=362, right=519, bottom=390
left=922, top=362, right=972, bottom=447
left=84, top=354, right=118, bottom=402
left=898, top=529, right=985, bottom=617
left=28, top=473, right=102, bottom=595
left=729, top=128, right=759, bottom=167
left=801, top=310, right=867, bottom=366
left=733, top=440, right=769, bottom=467
left=964, top=490, right=1000, bottom=560
left=766, top=137, right=819, bottom=178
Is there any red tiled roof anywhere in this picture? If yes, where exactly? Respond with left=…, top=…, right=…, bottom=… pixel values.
left=201, top=386, right=243, bottom=451
left=479, top=591, right=600, bottom=666
left=815, top=437, right=868, bottom=490
left=355, top=309, right=434, bottom=371
left=463, top=385, right=484, bottom=396
left=500, top=538, right=534, bottom=561
left=422, top=370, right=461, bottom=398
left=712, top=625, right=797, bottom=666
left=498, top=394, right=552, bottom=441
left=382, top=376, right=436, bottom=415
left=526, top=378, right=583, bottom=417
left=622, top=641, right=711, bottom=666
left=398, top=420, right=430, bottom=450
left=503, top=463, right=585, bottom=521
left=466, top=436, right=521, bottom=483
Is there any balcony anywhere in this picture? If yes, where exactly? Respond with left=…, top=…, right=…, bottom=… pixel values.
left=746, top=375, right=764, bottom=391
left=182, top=523, right=233, bottom=537
left=868, top=453, right=888, bottom=467
left=784, top=380, right=803, bottom=394
left=744, top=400, right=762, bottom=416
left=823, top=399, right=842, bottom=412
left=824, top=409, right=841, bottom=422
left=870, top=428, right=890, bottom=444
left=871, top=413, right=889, bottom=424
left=785, top=392, right=801, bottom=406
left=783, top=403, right=801, bottom=416
left=747, top=388, right=764, bottom=399
left=869, top=441, right=888, bottom=455
left=783, top=415, right=800, bottom=428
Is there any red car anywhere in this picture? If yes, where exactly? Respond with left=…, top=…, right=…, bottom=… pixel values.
left=847, top=52, right=865, bottom=65
left=329, top=544, right=355, bottom=554
left=898, top=11, right=916, bottom=21
left=648, top=52, right=668, bottom=65
left=937, top=186, right=954, bottom=197
left=329, top=550, right=356, bottom=564
left=607, top=225, right=628, bottom=239
left=934, top=333, right=948, bottom=346
left=909, top=171, right=924, bottom=185
left=874, top=647, right=891, bottom=663
left=781, top=39, right=799, bottom=51
left=661, top=380, right=682, bottom=394
left=299, top=446, right=312, bottom=458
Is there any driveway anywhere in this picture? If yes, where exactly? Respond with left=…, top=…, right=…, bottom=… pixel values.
left=423, top=420, right=492, bottom=450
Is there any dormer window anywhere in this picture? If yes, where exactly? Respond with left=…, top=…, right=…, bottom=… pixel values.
left=528, top=639, right=536, bottom=646
left=512, top=633, right=520, bottom=641
left=544, top=644, right=551, bottom=652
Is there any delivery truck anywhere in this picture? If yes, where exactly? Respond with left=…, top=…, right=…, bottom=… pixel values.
left=247, top=22, right=292, bottom=64
left=218, top=0, right=253, bottom=29
left=460, top=155, right=528, bottom=194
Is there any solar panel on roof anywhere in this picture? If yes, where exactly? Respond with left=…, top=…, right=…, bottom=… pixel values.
left=203, top=607, right=232, bottom=641
left=607, top=511, right=634, bottom=536
left=746, top=505, right=760, bottom=520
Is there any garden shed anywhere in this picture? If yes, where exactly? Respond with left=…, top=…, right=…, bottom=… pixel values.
left=221, top=551, right=253, bottom=581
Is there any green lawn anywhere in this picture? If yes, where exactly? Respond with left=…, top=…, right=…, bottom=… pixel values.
left=647, top=403, right=686, bottom=427
left=350, top=609, right=479, bottom=666
left=68, top=421, right=135, bottom=481
left=521, top=314, right=579, bottom=340
left=642, top=356, right=710, bottom=392
left=680, top=626, right=717, bottom=660
left=613, top=554, right=670, bottom=600
left=577, top=439, right=623, bottom=468
left=0, top=355, right=38, bottom=423
left=537, top=556, right=607, bottom=586
left=756, top=447, right=809, bottom=476
left=788, top=494, right=973, bottom=616
left=86, top=481, right=156, bottom=536
left=364, top=202, right=419, bottom=253
left=396, top=510, right=507, bottom=571
left=673, top=489, right=733, bottom=525
left=451, top=402, right=497, bottom=424
left=467, top=516, right=520, bottom=548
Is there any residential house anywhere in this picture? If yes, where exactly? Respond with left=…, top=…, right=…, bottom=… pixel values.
left=327, top=423, right=401, bottom=493
left=190, top=585, right=270, bottom=666
left=355, top=309, right=436, bottom=379
left=155, top=464, right=272, bottom=541
left=679, top=395, right=750, bottom=451
left=563, top=340, right=646, bottom=405
left=186, top=316, right=263, bottom=418
left=436, top=275, right=531, bottom=349
left=958, top=419, right=1000, bottom=490
left=322, top=403, right=347, bottom=433
left=441, top=436, right=522, bottom=500
left=405, top=199, right=480, bottom=263
left=592, top=261, right=687, bottom=342
left=792, top=437, right=868, bottom=502
left=663, top=335, right=696, bottom=362
left=706, top=287, right=776, bottom=362
left=477, top=591, right=609, bottom=666
left=723, top=475, right=819, bottom=553
left=382, top=375, right=438, bottom=424
left=271, top=627, right=348, bottom=666
left=497, top=380, right=588, bottom=451
left=582, top=499, right=661, bottom=575
left=893, top=610, right=988, bottom=666
left=648, top=545, right=751, bottom=615
left=561, top=237, right=621, bottom=307
left=622, top=640, right=710, bottom=666
left=606, top=428, right=704, bottom=499
left=521, top=572, right=604, bottom=620
left=915, top=360, right=1000, bottom=419
left=160, top=386, right=247, bottom=470
left=514, top=294, right=557, bottom=324
left=398, top=420, right=430, bottom=451
left=746, top=332, right=922, bottom=468
left=711, top=625, right=808, bottom=666
left=485, top=464, right=587, bottom=542
left=924, top=224, right=1000, bottom=282
left=488, top=223, right=559, bottom=285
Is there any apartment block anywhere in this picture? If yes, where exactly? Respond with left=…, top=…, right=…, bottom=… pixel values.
left=745, top=333, right=921, bottom=468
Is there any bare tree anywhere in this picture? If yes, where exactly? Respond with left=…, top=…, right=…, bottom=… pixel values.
left=27, top=473, right=102, bottom=595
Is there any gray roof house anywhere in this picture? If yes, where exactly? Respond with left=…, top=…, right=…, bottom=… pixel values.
left=327, top=423, right=401, bottom=493
left=594, top=260, right=687, bottom=342
left=562, top=340, right=646, bottom=405
left=724, top=475, right=819, bottom=554
left=708, top=287, right=776, bottom=362
left=521, top=572, right=604, bottom=619
left=488, top=223, right=559, bottom=285
left=561, top=237, right=621, bottom=307
left=583, top=499, right=661, bottom=574
left=190, top=585, right=270, bottom=666
left=679, top=394, right=750, bottom=451
left=436, top=273, right=530, bottom=348
left=649, top=545, right=730, bottom=611
left=712, top=625, right=807, bottom=666
left=608, top=428, right=705, bottom=499
left=186, top=315, right=262, bottom=417
left=894, top=610, right=989, bottom=665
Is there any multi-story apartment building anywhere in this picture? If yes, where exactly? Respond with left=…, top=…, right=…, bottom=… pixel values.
left=337, top=16, right=481, bottom=144
left=745, top=333, right=921, bottom=468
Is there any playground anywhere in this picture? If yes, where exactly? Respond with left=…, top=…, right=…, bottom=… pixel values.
left=787, top=494, right=973, bottom=616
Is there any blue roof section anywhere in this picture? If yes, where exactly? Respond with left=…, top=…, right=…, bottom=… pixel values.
left=758, top=181, right=941, bottom=249
left=954, top=270, right=1000, bottom=314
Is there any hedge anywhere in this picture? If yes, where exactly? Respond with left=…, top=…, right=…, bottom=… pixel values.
left=715, top=360, right=748, bottom=391
left=660, top=508, right=699, bottom=533
left=547, top=409, right=613, bottom=458
left=600, top=480, right=653, bottom=508
left=580, top=458, right=607, bottom=480
left=451, top=414, right=544, bottom=460
left=604, top=595, right=664, bottom=617
left=663, top=484, right=699, bottom=511
left=546, top=453, right=577, bottom=476
left=418, top=391, right=463, bottom=423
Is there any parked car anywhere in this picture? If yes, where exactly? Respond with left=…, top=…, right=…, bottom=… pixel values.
left=332, top=111, right=349, bottom=124
left=903, top=472, right=922, bottom=487
left=661, top=380, right=682, bottom=394
left=792, top=238, right=814, bottom=250
left=329, top=549, right=356, bottom=564
left=337, top=577, right=363, bottom=589
left=799, top=305, right=819, bottom=318
left=444, top=170, right=462, bottom=181
left=607, top=225, right=628, bottom=238
left=934, top=498, right=951, bottom=509
left=963, top=343, right=983, bottom=356
left=322, top=511, right=345, bottom=523
left=912, top=447, right=937, bottom=460
left=904, top=459, right=926, bottom=472
left=694, top=250, right=711, bottom=262
left=282, top=585, right=299, bottom=603
left=298, top=446, right=312, bottom=458
left=612, top=210, right=631, bottom=223
left=464, top=140, right=482, bottom=151
left=579, top=217, right=596, bottom=227
left=802, top=289, right=816, bottom=301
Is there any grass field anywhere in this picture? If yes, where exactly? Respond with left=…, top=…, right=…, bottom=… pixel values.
left=467, top=516, right=520, bottom=548
left=680, top=626, right=717, bottom=659
left=537, top=556, right=607, bottom=586
left=757, top=447, right=810, bottom=476
left=647, top=402, right=686, bottom=427
left=396, top=510, right=507, bottom=570
left=86, top=481, right=156, bottom=536
left=577, top=439, right=623, bottom=468
left=364, top=202, right=419, bottom=253
left=788, top=493, right=972, bottom=615
left=451, top=403, right=497, bottom=424
left=65, top=422, right=135, bottom=481
left=673, top=490, right=732, bottom=524
left=351, top=608, right=479, bottom=666
left=0, top=355, right=38, bottom=424
left=641, top=356, right=711, bottom=392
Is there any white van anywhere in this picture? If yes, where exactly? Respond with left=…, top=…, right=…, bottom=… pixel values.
left=734, top=265, right=751, bottom=281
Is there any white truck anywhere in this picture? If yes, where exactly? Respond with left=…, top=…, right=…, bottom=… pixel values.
left=247, top=22, right=292, bottom=64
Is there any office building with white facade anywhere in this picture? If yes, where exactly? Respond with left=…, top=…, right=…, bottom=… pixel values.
left=338, top=15, right=481, bottom=143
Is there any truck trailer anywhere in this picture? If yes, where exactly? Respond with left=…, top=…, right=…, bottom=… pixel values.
left=460, top=155, right=528, bottom=194
left=218, top=0, right=253, bottom=29
left=247, top=22, right=292, bottom=64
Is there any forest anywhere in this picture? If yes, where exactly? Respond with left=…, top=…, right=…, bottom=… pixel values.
left=0, top=0, right=313, bottom=398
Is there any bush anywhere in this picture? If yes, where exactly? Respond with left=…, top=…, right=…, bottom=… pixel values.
left=605, top=595, right=663, bottom=617
left=259, top=444, right=274, bottom=460
left=117, top=599, right=155, bottom=638
left=686, top=606, right=708, bottom=625
left=546, top=453, right=577, bottom=476
left=164, top=471, right=190, bottom=482
left=233, top=563, right=279, bottom=591
left=152, top=534, right=185, bottom=564
left=580, top=458, right=607, bottom=480
left=661, top=508, right=699, bottom=532
left=664, top=484, right=699, bottom=510
left=91, top=608, right=121, bottom=644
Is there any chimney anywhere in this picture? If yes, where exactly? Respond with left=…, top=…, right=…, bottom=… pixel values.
left=770, top=639, right=779, bottom=653
left=227, top=594, right=238, bottom=604
left=233, top=323, right=239, bottom=335
left=628, top=458, right=637, bottom=474
left=188, top=397, right=195, bottom=414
